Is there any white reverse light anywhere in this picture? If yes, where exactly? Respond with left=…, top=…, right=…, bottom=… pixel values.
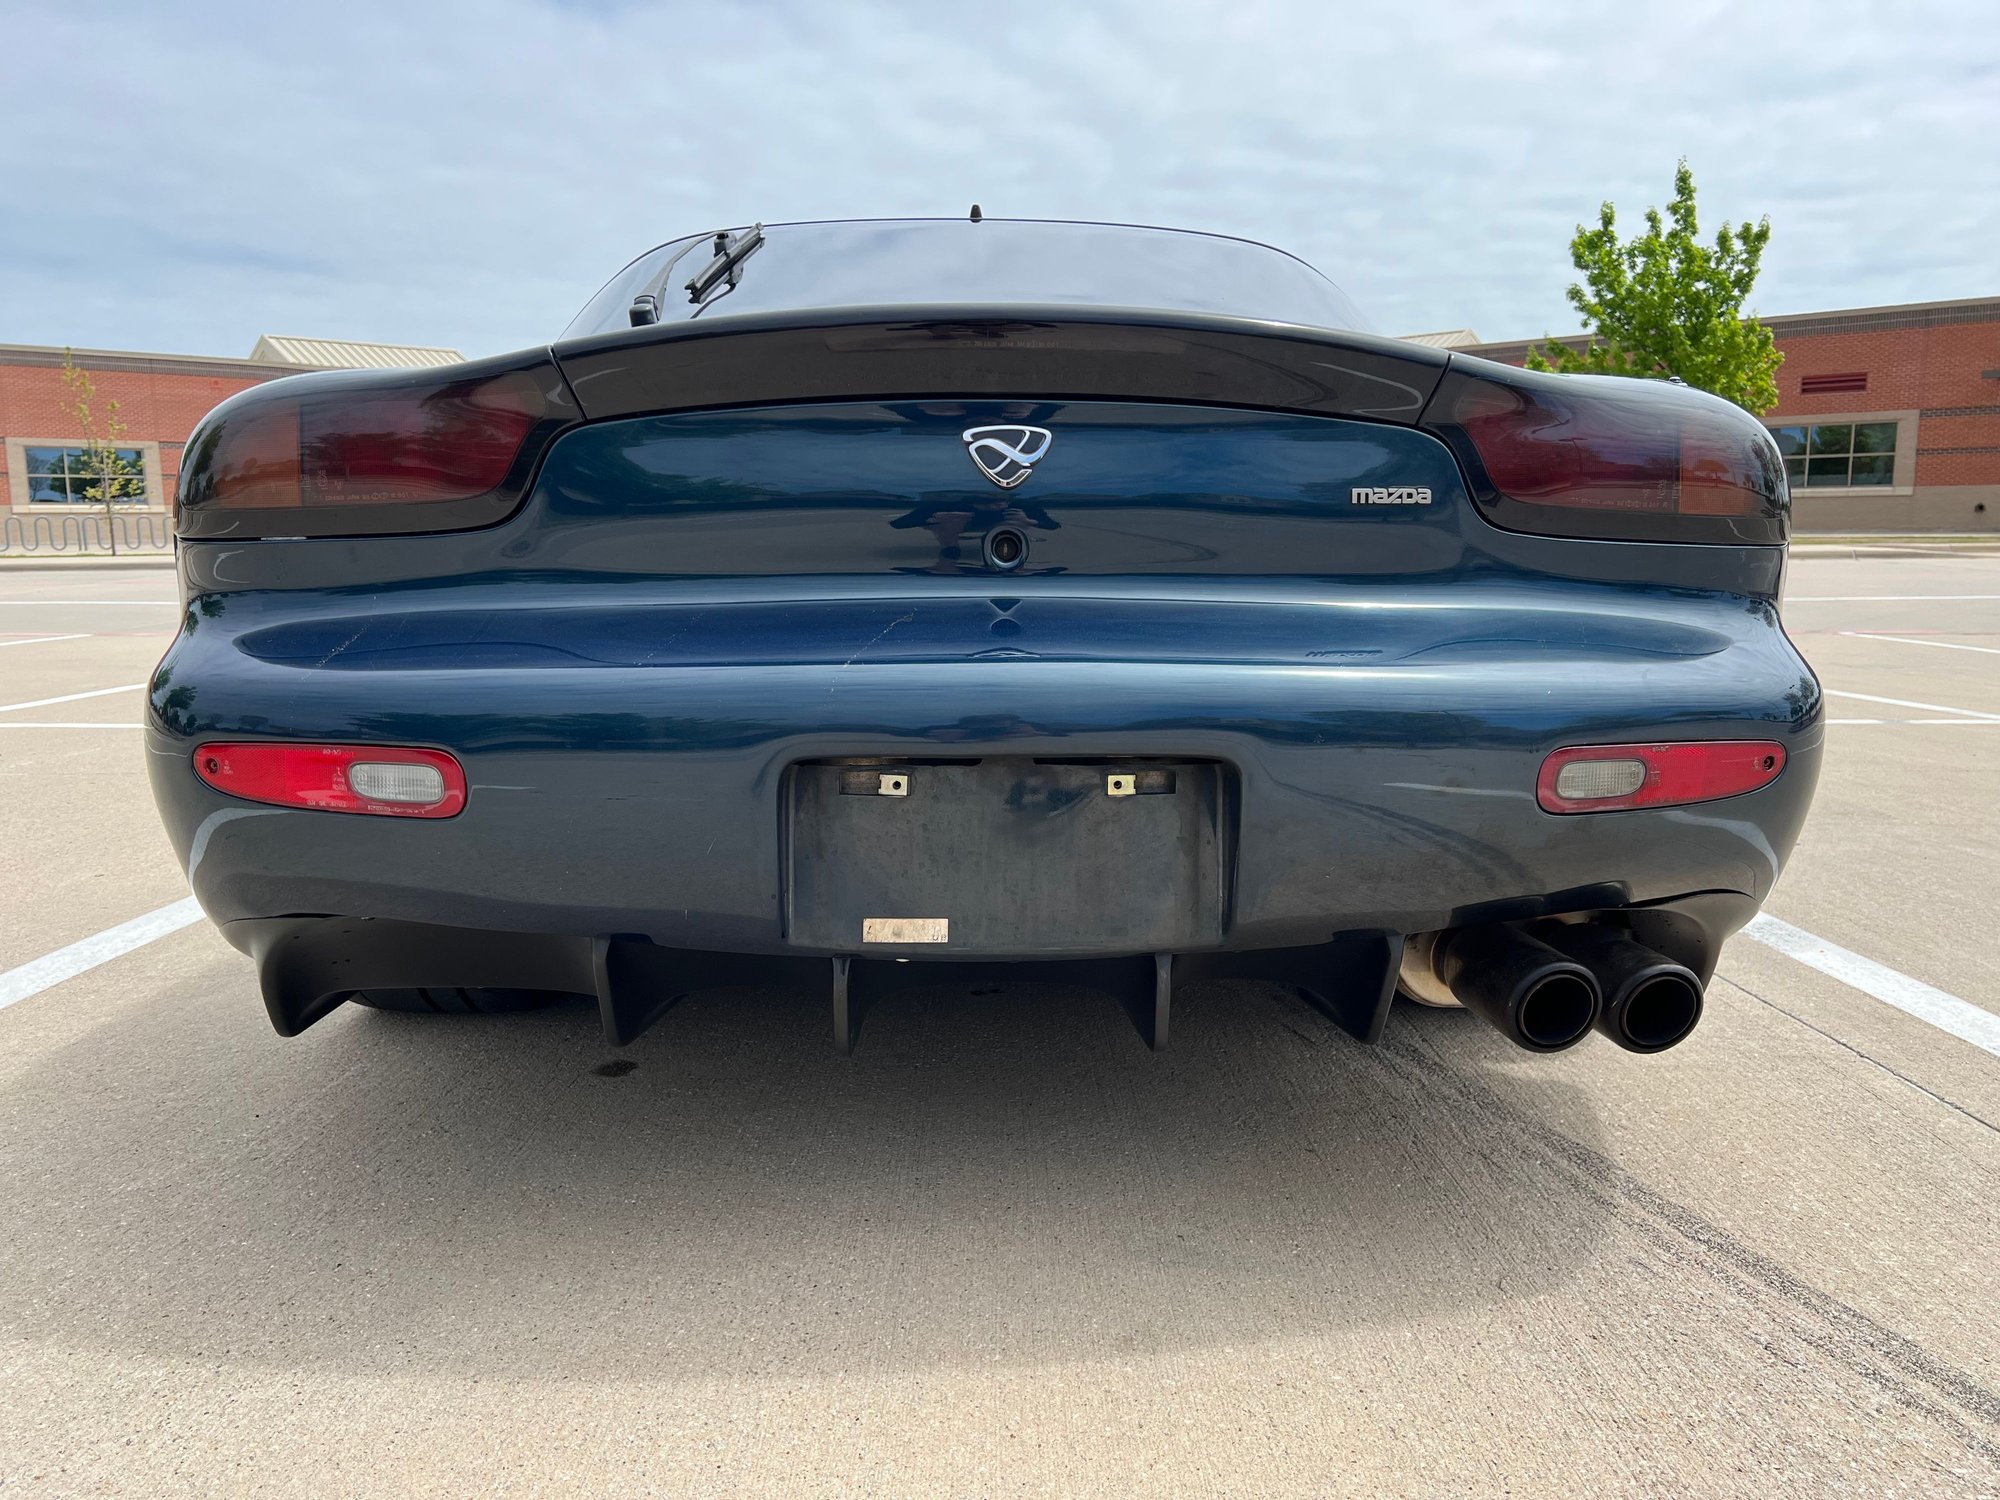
left=348, top=761, right=449, bottom=805
left=1552, top=758, right=1647, bottom=802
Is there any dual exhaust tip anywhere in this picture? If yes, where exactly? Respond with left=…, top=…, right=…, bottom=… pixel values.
left=1407, top=922, right=1705, bottom=1055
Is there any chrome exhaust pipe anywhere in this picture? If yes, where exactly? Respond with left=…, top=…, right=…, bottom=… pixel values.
left=1540, top=925, right=1704, bottom=1054
left=1433, top=924, right=1601, bottom=1053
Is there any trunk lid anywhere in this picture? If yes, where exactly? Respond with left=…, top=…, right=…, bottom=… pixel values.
left=528, top=398, right=1468, bottom=578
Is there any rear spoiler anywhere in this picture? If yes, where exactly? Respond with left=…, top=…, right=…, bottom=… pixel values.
left=549, top=305, right=1449, bottom=424
left=552, top=311, right=1784, bottom=545
left=176, top=307, right=1446, bottom=541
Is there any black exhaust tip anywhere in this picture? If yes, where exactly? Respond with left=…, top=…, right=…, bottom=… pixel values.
left=1437, top=924, right=1602, bottom=1053
left=1540, top=924, right=1704, bottom=1054
left=1617, top=971, right=1704, bottom=1051
left=1518, top=970, right=1601, bottom=1049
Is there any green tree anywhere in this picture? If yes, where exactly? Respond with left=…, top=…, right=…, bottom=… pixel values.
left=58, top=351, right=146, bottom=553
left=1527, top=161, right=1782, bottom=414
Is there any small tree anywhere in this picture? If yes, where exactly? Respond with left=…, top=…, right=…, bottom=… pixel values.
left=58, top=351, right=146, bottom=553
left=1527, top=161, right=1782, bottom=414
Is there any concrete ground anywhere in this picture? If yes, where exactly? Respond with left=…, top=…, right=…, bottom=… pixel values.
left=2, top=554, right=1998, bottom=1497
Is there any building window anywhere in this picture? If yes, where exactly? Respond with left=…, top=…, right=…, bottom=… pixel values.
left=1770, top=421, right=1898, bottom=489
left=23, top=445, right=152, bottom=504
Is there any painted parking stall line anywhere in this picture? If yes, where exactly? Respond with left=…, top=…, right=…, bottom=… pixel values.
left=1843, top=631, right=2000, bottom=656
left=0, top=633, right=89, bottom=648
left=1820, top=688, right=2000, bottom=721
left=0, top=897, right=205, bottom=1013
left=0, top=683, right=143, bottom=715
left=1742, top=915, right=2000, bottom=1061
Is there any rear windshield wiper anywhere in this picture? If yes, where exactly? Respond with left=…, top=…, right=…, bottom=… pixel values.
left=684, top=224, right=764, bottom=307
left=627, top=225, right=765, bottom=326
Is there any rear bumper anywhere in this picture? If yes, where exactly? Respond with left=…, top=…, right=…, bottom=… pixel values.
left=147, top=633, right=1822, bottom=959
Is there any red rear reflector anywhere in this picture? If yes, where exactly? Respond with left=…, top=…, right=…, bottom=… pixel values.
left=193, top=742, right=466, bottom=818
left=1537, top=740, right=1785, bottom=814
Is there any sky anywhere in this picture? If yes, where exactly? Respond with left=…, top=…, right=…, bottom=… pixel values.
left=3, top=0, right=1995, bottom=361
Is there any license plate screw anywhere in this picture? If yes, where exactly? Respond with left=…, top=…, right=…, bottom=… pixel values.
left=878, top=773, right=909, bottom=797
left=1106, top=773, right=1136, bottom=797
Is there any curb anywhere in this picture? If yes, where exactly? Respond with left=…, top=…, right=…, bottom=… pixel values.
left=0, top=554, right=175, bottom=570
left=1790, top=543, right=2000, bottom=558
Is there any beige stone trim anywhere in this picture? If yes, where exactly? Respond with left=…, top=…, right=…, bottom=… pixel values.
left=1793, top=484, right=2000, bottom=533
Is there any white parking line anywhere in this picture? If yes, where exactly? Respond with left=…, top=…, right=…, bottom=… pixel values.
left=1844, top=631, right=2000, bottom=656
left=1827, top=718, right=2000, bottom=726
left=0, top=683, right=143, bottom=714
left=0, top=897, right=204, bottom=1013
left=1742, top=915, right=2000, bottom=1060
left=0, top=722, right=145, bottom=730
left=1821, top=688, right=2000, bottom=721
left=0, top=633, right=89, bottom=648
left=0, top=600, right=176, bottom=606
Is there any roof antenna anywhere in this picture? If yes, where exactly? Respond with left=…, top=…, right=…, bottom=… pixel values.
left=969, top=203, right=982, bottom=222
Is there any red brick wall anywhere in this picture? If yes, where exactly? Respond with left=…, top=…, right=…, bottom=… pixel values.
left=1772, top=321, right=2000, bottom=488
left=0, top=353, right=287, bottom=508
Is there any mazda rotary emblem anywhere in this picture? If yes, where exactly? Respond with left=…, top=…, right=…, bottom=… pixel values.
left=961, top=425, right=1052, bottom=489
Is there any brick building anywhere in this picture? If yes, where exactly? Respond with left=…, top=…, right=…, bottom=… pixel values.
left=0, top=337, right=461, bottom=519
left=1421, top=295, right=2000, bottom=532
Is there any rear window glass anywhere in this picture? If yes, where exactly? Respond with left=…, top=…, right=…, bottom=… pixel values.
left=562, top=218, right=1366, bottom=339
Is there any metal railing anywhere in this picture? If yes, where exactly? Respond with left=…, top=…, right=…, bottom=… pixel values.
left=1, top=511, right=175, bottom=556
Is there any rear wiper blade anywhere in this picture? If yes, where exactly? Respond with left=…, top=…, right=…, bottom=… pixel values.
left=684, top=224, right=764, bottom=306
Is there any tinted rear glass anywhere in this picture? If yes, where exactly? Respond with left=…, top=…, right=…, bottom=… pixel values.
left=563, top=218, right=1366, bottom=338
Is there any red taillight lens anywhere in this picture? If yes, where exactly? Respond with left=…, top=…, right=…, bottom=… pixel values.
left=1423, top=365, right=1787, bottom=545
left=177, top=352, right=577, bottom=540
left=208, top=375, right=539, bottom=511
left=193, top=743, right=466, bottom=818
left=300, top=376, right=539, bottom=507
left=1537, top=740, right=1786, bottom=814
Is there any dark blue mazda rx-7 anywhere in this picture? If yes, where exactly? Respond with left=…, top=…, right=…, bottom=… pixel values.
left=148, top=216, right=1821, bottom=1058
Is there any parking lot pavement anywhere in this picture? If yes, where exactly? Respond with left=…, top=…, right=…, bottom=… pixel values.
left=0, top=572, right=182, bottom=971
left=1771, top=560, right=2000, bottom=1026
left=3, top=555, right=1999, bottom=1496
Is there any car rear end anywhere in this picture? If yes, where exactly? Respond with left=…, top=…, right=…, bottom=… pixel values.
left=146, top=219, right=1820, bottom=1054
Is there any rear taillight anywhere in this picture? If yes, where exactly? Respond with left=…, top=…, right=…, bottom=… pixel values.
left=193, top=742, right=466, bottom=818
left=1423, top=361, right=1787, bottom=545
left=1537, top=740, right=1786, bottom=814
left=176, top=351, right=578, bottom=540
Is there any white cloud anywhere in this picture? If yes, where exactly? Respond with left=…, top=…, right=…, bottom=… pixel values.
left=2, top=0, right=1994, bottom=356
